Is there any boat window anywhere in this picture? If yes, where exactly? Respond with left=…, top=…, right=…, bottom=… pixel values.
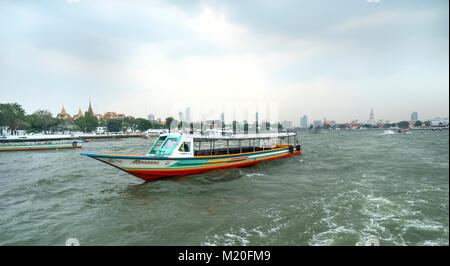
left=179, top=142, right=190, bottom=152
left=160, top=138, right=178, bottom=151
left=148, top=136, right=166, bottom=154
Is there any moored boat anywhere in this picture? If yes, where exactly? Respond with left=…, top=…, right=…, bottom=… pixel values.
left=0, top=141, right=82, bottom=152
left=81, top=132, right=301, bottom=180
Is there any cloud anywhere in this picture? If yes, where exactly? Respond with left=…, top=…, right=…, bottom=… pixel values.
left=0, top=0, right=448, bottom=123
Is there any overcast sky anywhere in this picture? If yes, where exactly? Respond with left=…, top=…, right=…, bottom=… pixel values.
left=0, top=0, right=448, bottom=124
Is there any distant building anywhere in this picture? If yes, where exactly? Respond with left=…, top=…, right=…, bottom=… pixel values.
left=431, top=118, right=449, bottom=127
left=56, top=104, right=71, bottom=120
left=282, top=120, right=293, bottom=128
left=103, top=112, right=125, bottom=120
left=72, top=107, right=84, bottom=120
left=185, top=108, right=191, bottom=124
left=87, top=99, right=94, bottom=115
left=323, top=120, right=335, bottom=127
left=411, top=112, right=418, bottom=121
left=313, top=120, right=322, bottom=128
left=300, top=115, right=308, bottom=128
left=147, top=114, right=155, bottom=121
left=369, top=108, right=375, bottom=125
left=220, top=112, right=225, bottom=123
left=179, top=112, right=184, bottom=122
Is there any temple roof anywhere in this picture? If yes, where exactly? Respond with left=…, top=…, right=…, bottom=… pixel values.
left=59, top=104, right=68, bottom=115
left=88, top=99, right=93, bottom=114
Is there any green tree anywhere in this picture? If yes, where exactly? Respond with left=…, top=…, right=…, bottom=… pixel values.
left=98, top=118, right=107, bottom=127
left=398, top=121, right=410, bottom=129
left=25, top=110, right=61, bottom=133
left=122, top=116, right=137, bottom=132
left=414, top=120, right=422, bottom=127
left=0, top=103, right=26, bottom=135
left=74, top=112, right=98, bottom=132
left=135, top=118, right=152, bottom=132
left=424, top=121, right=431, bottom=127
left=165, top=117, right=174, bottom=132
left=107, top=119, right=122, bottom=132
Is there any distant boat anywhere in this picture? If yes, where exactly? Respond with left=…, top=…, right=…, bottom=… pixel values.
left=144, top=129, right=168, bottom=137
left=397, top=129, right=410, bottom=134
left=0, top=141, right=82, bottom=152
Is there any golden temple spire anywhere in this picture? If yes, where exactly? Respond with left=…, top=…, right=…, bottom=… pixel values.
left=60, top=104, right=68, bottom=115
left=88, top=97, right=93, bottom=115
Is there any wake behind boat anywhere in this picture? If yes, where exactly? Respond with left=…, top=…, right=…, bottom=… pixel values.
left=81, top=132, right=302, bottom=180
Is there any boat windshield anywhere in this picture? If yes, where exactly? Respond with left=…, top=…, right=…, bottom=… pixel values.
left=160, top=138, right=178, bottom=150
left=148, top=136, right=166, bottom=154
left=148, top=136, right=181, bottom=155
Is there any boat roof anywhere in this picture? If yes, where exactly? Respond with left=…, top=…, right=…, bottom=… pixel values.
left=160, top=132, right=296, bottom=142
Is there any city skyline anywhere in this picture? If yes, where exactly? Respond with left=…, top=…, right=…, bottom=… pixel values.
left=1, top=0, right=448, bottom=123
left=22, top=98, right=450, bottom=126
left=13, top=97, right=448, bottom=126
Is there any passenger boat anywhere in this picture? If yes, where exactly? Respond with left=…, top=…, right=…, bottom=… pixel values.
left=0, top=140, right=82, bottom=152
left=81, top=132, right=301, bottom=180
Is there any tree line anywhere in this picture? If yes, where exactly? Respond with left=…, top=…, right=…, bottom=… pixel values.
left=0, top=103, right=166, bottom=135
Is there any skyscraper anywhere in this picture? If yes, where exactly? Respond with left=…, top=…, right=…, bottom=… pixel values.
left=220, top=112, right=225, bottom=123
left=179, top=112, right=184, bottom=122
left=369, top=108, right=375, bottom=125
left=185, top=108, right=191, bottom=124
left=411, top=112, right=418, bottom=121
left=147, top=114, right=155, bottom=121
left=300, top=115, right=308, bottom=128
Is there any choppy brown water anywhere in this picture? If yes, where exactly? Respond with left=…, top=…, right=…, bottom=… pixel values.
left=0, top=130, right=448, bottom=245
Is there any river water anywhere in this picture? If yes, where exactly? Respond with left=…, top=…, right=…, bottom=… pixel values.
left=0, top=130, right=448, bottom=245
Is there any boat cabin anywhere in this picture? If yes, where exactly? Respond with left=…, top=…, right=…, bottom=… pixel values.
left=147, top=132, right=299, bottom=158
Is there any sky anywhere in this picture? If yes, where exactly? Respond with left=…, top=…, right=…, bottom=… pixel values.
left=0, top=0, right=448, bottom=124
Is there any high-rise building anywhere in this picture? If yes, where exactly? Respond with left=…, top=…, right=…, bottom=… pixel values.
left=220, top=112, right=225, bottom=123
left=185, top=108, right=191, bottom=124
left=369, top=108, right=375, bottom=125
left=300, top=115, right=308, bottom=128
left=147, top=114, right=155, bottom=121
left=178, top=112, right=184, bottom=122
left=411, top=112, right=418, bottom=121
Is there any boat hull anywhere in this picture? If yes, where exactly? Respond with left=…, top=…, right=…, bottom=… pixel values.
left=82, top=146, right=301, bottom=180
